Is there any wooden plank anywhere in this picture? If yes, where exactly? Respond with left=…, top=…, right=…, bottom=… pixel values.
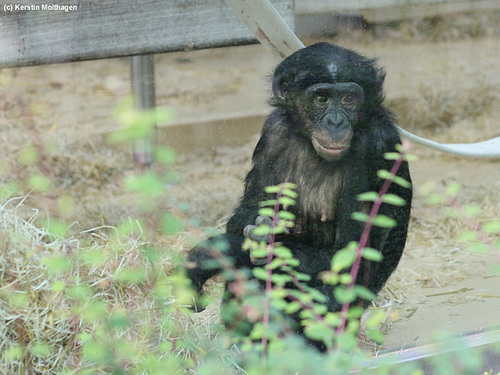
left=295, top=0, right=497, bottom=15
left=0, top=0, right=294, bottom=68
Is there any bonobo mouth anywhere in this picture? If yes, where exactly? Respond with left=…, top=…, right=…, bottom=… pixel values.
left=312, top=138, right=347, bottom=157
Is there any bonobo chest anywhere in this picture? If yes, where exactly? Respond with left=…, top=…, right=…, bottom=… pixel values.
left=278, top=151, right=350, bottom=224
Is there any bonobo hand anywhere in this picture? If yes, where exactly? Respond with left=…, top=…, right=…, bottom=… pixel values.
left=243, top=215, right=273, bottom=243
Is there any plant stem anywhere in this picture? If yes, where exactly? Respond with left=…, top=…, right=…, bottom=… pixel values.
left=261, top=187, right=283, bottom=365
left=335, top=145, right=408, bottom=341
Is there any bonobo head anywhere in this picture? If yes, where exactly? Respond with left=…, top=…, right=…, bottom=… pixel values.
left=271, top=42, right=387, bottom=161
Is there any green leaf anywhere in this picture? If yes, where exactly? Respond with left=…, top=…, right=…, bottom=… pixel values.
left=464, top=205, right=482, bottom=217
left=362, top=248, right=383, bottom=262
left=373, top=215, right=397, bottom=228
left=457, top=231, right=478, bottom=242
left=250, top=322, right=266, bottom=340
left=82, top=340, right=111, bottom=365
left=284, top=301, right=302, bottom=314
left=161, top=213, right=183, bottom=234
left=282, top=188, right=298, bottom=198
left=267, top=258, right=284, bottom=270
left=19, top=144, right=39, bottom=165
left=321, top=271, right=339, bottom=285
left=108, top=308, right=130, bottom=330
left=357, top=192, right=379, bottom=202
left=377, top=169, right=394, bottom=180
left=274, top=246, right=293, bottom=259
left=252, top=225, right=271, bottom=236
left=366, top=310, right=387, bottom=328
left=250, top=248, right=268, bottom=259
left=352, top=212, right=370, bottom=223
left=52, top=280, right=66, bottom=292
left=27, top=174, right=52, bottom=192
left=427, top=193, right=445, bottom=205
left=258, top=208, right=275, bottom=217
left=155, top=147, right=176, bottom=165
left=42, top=255, right=71, bottom=275
left=304, top=322, right=333, bottom=342
left=393, top=176, right=412, bottom=189
left=483, top=221, right=500, bottom=234
left=67, top=285, right=92, bottom=301
left=265, top=185, right=281, bottom=194
left=334, top=286, right=356, bottom=303
left=270, top=289, right=287, bottom=300
left=124, top=171, right=164, bottom=196
left=280, top=197, right=296, bottom=206
left=252, top=267, right=268, bottom=281
left=383, top=152, right=401, bottom=160
left=270, top=298, right=288, bottom=310
left=259, top=199, right=277, bottom=207
left=347, top=306, right=365, bottom=319
left=324, top=312, right=340, bottom=326
left=286, top=258, right=300, bottom=267
left=293, top=271, right=312, bottom=282
left=382, top=194, right=407, bottom=206
left=353, top=285, right=376, bottom=301
left=336, top=333, right=358, bottom=350
left=30, top=342, right=52, bottom=358
left=4, top=346, right=22, bottom=362
left=339, top=273, right=352, bottom=285
left=307, top=288, right=327, bottom=303
left=278, top=211, right=296, bottom=221
left=366, top=328, right=385, bottom=343
left=404, top=153, right=419, bottom=162
left=445, top=182, right=461, bottom=197
left=331, top=247, right=356, bottom=272
left=271, top=274, right=293, bottom=285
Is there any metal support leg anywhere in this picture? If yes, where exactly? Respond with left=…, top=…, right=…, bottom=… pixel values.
left=130, top=54, right=156, bottom=168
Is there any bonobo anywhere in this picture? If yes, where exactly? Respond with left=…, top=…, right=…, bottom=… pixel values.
left=186, top=42, right=412, bottom=349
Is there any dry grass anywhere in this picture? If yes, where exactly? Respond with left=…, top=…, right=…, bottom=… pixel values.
left=0, top=196, right=223, bottom=373
left=386, top=83, right=500, bottom=131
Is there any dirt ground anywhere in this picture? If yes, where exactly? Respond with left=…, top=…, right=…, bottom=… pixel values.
left=1, top=12, right=499, bottom=353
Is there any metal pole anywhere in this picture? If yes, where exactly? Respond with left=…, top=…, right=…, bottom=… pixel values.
left=130, top=54, right=156, bottom=168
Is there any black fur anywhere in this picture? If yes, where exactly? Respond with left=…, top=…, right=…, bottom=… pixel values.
left=186, top=43, right=412, bottom=350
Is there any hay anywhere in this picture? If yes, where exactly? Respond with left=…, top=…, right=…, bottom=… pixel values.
left=0, top=197, right=221, bottom=373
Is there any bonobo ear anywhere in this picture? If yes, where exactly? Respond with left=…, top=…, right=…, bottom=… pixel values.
left=271, top=75, right=288, bottom=106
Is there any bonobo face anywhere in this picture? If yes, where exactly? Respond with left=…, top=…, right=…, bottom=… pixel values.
left=299, top=82, right=365, bottom=161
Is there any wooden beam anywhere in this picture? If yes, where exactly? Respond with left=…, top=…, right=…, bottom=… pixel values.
left=0, top=0, right=294, bottom=68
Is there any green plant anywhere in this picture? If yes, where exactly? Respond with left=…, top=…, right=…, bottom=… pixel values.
left=209, top=141, right=414, bottom=373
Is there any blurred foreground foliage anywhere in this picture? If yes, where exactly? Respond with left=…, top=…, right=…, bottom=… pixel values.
left=0, top=101, right=498, bottom=374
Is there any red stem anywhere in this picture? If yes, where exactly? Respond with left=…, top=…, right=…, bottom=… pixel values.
left=261, top=188, right=283, bottom=363
left=335, top=151, right=406, bottom=340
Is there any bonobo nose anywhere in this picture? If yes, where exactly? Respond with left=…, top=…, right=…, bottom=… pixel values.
left=326, top=113, right=349, bottom=130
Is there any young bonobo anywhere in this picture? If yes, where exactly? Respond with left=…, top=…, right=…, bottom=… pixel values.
left=186, top=42, right=412, bottom=350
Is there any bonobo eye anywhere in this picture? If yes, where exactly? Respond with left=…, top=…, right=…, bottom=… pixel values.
left=341, top=94, right=356, bottom=105
left=314, top=94, right=329, bottom=105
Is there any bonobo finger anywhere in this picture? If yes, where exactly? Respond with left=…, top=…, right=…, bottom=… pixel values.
left=255, top=215, right=273, bottom=227
left=243, top=224, right=271, bottom=243
left=243, top=224, right=256, bottom=238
